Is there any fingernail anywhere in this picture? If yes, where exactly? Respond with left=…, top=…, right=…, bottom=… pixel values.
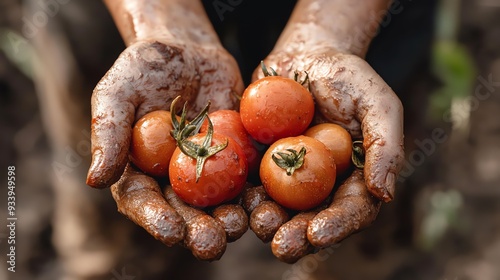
left=384, top=172, right=396, bottom=202
left=87, top=150, right=104, bottom=187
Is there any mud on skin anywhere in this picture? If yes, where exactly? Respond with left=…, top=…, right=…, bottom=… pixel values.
left=164, top=186, right=227, bottom=261
left=111, top=165, right=185, bottom=247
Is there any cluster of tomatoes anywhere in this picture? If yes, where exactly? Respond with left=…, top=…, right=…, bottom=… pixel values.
left=129, top=63, right=355, bottom=211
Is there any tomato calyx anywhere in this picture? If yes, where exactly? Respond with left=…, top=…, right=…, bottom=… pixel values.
left=261, top=61, right=279, bottom=77
left=177, top=116, right=228, bottom=182
left=352, top=140, right=365, bottom=169
left=231, top=89, right=242, bottom=101
left=293, top=70, right=310, bottom=91
left=170, top=95, right=210, bottom=143
left=260, top=61, right=310, bottom=90
left=272, top=146, right=307, bottom=176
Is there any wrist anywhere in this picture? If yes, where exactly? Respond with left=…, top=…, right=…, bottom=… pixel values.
left=272, top=0, right=392, bottom=58
left=104, top=0, right=222, bottom=47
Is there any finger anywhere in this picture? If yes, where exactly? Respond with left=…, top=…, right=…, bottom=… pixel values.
left=312, top=54, right=404, bottom=201
left=307, top=169, right=381, bottom=248
left=87, top=52, right=137, bottom=188
left=242, top=185, right=290, bottom=242
left=241, top=185, right=270, bottom=213
left=271, top=212, right=317, bottom=263
left=110, top=164, right=185, bottom=247
left=357, top=65, right=404, bottom=202
left=212, top=204, right=248, bottom=242
left=341, top=55, right=404, bottom=202
left=164, top=187, right=227, bottom=261
left=250, top=201, right=289, bottom=243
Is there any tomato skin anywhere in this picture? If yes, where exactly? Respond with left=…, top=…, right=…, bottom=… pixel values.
left=200, top=110, right=262, bottom=175
left=260, top=136, right=336, bottom=211
left=130, top=110, right=177, bottom=177
left=169, top=132, right=248, bottom=208
left=304, top=123, right=352, bottom=176
left=240, top=76, right=315, bottom=145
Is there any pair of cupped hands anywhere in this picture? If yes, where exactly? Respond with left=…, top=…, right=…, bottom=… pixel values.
left=86, top=34, right=404, bottom=262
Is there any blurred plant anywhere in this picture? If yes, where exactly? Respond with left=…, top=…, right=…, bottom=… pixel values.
left=0, top=28, right=35, bottom=79
left=429, top=0, right=476, bottom=123
left=416, top=189, right=464, bottom=251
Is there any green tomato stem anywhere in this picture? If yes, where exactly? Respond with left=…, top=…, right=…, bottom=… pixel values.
left=170, top=95, right=211, bottom=143
left=177, top=116, right=228, bottom=182
left=352, top=140, right=365, bottom=169
left=272, top=147, right=307, bottom=176
left=261, top=61, right=278, bottom=77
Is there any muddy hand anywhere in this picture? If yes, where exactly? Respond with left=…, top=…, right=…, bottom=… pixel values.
left=270, top=170, right=381, bottom=263
left=112, top=165, right=248, bottom=261
left=255, top=49, right=404, bottom=202
left=89, top=39, right=244, bottom=259
left=111, top=164, right=186, bottom=247
left=243, top=172, right=381, bottom=264
left=249, top=50, right=403, bottom=262
left=87, top=0, right=244, bottom=188
left=86, top=39, right=242, bottom=188
left=87, top=0, right=245, bottom=260
left=246, top=0, right=404, bottom=262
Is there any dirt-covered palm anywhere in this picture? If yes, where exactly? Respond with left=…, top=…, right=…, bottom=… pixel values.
left=255, top=49, right=404, bottom=201
left=86, top=39, right=245, bottom=260
left=87, top=39, right=243, bottom=188
left=246, top=48, right=404, bottom=263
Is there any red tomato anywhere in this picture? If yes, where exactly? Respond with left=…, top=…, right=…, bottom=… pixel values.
left=129, top=110, right=177, bottom=177
left=304, top=123, right=352, bottom=176
left=240, top=76, right=314, bottom=145
left=200, top=110, right=262, bottom=175
left=169, top=132, right=248, bottom=207
left=260, top=136, right=336, bottom=211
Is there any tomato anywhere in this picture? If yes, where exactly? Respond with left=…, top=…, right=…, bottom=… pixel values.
left=200, top=110, right=262, bottom=175
left=169, top=131, right=248, bottom=208
left=304, top=123, right=352, bottom=176
left=260, top=135, right=336, bottom=211
left=129, top=110, right=177, bottom=177
left=240, top=76, right=315, bottom=145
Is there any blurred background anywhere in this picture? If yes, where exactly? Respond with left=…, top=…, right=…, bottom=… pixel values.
left=1, top=0, right=499, bottom=279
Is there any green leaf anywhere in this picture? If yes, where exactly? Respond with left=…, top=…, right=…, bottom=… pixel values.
left=429, top=40, right=476, bottom=120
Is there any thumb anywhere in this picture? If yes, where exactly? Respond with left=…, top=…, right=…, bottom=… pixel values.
left=86, top=40, right=198, bottom=188
left=314, top=53, right=404, bottom=202
left=86, top=58, right=136, bottom=188
left=355, top=65, right=404, bottom=202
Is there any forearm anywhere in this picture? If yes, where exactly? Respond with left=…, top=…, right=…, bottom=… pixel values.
left=273, top=0, right=393, bottom=58
left=103, top=0, right=221, bottom=47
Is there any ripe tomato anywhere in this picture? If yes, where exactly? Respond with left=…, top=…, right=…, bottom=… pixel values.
left=129, top=110, right=177, bottom=177
left=304, top=123, right=352, bottom=176
left=240, top=76, right=314, bottom=145
left=260, top=135, right=336, bottom=211
left=169, top=132, right=248, bottom=208
left=200, top=110, right=262, bottom=175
